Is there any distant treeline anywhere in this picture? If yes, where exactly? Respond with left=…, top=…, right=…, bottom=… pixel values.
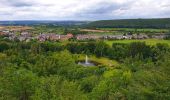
left=0, top=21, right=88, bottom=26
left=85, top=18, right=170, bottom=29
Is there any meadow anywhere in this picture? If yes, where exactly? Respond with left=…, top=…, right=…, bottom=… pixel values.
left=105, top=39, right=170, bottom=46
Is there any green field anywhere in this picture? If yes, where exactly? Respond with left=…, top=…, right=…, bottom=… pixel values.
left=97, top=28, right=169, bottom=33
left=31, top=25, right=65, bottom=34
left=105, top=39, right=170, bottom=46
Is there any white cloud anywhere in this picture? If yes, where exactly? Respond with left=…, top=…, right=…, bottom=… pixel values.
left=0, top=0, right=170, bottom=20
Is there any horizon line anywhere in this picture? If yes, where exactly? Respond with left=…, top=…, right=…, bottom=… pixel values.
left=0, top=17, right=170, bottom=22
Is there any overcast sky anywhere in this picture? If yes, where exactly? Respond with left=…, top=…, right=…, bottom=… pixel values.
left=0, top=0, right=170, bottom=21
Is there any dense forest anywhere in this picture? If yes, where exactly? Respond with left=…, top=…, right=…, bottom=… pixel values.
left=0, top=36, right=170, bottom=100
left=85, top=18, right=170, bottom=28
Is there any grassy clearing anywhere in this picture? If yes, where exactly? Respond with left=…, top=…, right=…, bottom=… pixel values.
left=97, top=28, right=169, bottom=33
left=105, top=39, right=170, bottom=47
left=73, top=54, right=119, bottom=67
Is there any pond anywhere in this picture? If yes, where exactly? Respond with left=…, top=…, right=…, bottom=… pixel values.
left=78, top=55, right=97, bottom=67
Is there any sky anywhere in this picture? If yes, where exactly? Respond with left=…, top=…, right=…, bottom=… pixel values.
left=0, top=0, right=170, bottom=21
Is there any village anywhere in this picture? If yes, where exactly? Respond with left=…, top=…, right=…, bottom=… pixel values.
left=0, top=26, right=169, bottom=42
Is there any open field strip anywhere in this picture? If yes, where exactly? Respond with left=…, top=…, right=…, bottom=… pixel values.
left=105, top=39, right=170, bottom=46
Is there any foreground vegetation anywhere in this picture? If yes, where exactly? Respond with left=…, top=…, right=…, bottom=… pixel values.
left=0, top=37, right=170, bottom=100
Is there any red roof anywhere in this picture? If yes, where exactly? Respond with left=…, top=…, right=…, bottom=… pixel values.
left=67, top=33, right=73, bottom=37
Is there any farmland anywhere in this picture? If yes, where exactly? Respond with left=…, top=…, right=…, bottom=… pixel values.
left=0, top=26, right=33, bottom=31
left=97, top=28, right=169, bottom=33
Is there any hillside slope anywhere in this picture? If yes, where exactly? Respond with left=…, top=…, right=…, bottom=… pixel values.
left=85, top=18, right=170, bottom=28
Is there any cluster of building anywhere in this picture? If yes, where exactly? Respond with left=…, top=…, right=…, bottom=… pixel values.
left=76, top=33, right=169, bottom=40
left=37, top=33, right=73, bottom=42
left=0, top=30, right=74, bottom=42
left=76, top=34, right=101, bottom=40
left=102, top=34, right=149, bottom=40
left=0, top=29, right=169, bottom=42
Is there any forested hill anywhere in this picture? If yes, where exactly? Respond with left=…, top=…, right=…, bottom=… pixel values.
left=85, top=18, right=170, bottom=28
